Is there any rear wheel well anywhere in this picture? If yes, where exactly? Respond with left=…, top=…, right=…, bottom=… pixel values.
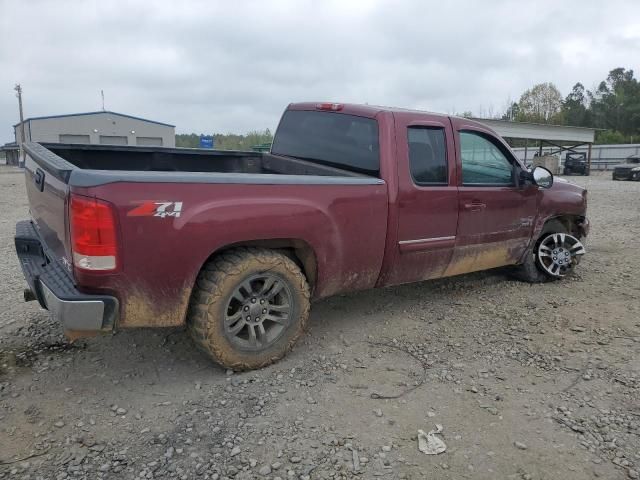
left=205, top=239, right=317, bottom=293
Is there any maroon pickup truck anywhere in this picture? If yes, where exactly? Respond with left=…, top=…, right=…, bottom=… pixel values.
left=15, top=102, right=589, bottom=369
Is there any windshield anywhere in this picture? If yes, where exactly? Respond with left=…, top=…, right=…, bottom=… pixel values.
left=272, top=110, right=380, bottom=175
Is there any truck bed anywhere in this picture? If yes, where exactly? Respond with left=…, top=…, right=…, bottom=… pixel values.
left=38, top=143, right=369, bottom=178
left=21, top=140, right=388, bottom=333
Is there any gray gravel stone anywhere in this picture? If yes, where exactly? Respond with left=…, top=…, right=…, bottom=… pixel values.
left=258, top=465, right=272, bottom=476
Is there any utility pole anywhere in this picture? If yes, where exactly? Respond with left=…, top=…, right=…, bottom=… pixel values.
left=101, top=90, right=105, bottom=111
left=14, top=84, right=26, bottom=167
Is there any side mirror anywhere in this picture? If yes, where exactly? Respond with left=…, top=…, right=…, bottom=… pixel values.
left=532, top=166, right=554, bottom=189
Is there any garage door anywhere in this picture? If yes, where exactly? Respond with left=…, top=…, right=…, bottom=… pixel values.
left=99, top=135, right=128, bottom=145
left=59, top=134, right=90, bottom=144
left=136, top=136, right=163, bottom=146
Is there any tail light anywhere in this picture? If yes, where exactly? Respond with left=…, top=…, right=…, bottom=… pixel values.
left=69, top=194, right=118, bottom=271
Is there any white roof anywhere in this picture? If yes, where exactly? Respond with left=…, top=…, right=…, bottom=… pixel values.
left=473, top=118, right=596, bottom=144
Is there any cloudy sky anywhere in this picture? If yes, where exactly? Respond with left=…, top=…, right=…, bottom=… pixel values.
left=1, top=0, right=639, bottom=143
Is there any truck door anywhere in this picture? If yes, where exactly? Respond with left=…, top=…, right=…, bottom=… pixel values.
left=381, top=114, right=459, bottom=285
left=444, top=119, right=538, bottom=276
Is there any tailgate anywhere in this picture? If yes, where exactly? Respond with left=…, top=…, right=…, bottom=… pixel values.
left=23, top=142, right=75, bottom=269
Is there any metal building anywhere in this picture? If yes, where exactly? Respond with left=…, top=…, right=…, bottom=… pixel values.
left=13, top=110, right=175, bottom=150
left=0, top=142, right=18, bottom=165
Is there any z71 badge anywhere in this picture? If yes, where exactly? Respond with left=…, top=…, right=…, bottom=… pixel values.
left=127, top=201, right=183, bottom=218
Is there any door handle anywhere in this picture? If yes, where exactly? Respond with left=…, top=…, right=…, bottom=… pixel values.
left=34, top=168, right=45, bottom=192
left=463, top=201, right=486, bottom=212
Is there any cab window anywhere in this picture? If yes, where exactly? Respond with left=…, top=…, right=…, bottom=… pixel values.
left=271, top=110, right=379, bottom=175
left=460, top=131, right=514, bottom=185
left=407, top=127, right=447, bottom=185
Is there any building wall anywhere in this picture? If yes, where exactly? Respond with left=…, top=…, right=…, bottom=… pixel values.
left=7, top=149, right=19, bottom=166
left=13, top=122, right=31, bottom=148
left=16, top=112, right=175, bottom=148
left=0, top=147, right=20, bottom=166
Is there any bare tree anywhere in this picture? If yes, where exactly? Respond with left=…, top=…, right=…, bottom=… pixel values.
left=517, top=83, right=563, bottom=124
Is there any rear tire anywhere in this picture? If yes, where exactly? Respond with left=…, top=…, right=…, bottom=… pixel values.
left=187, top=248, right=310, bottom=370
left=512, top=220, right=570, bottom=283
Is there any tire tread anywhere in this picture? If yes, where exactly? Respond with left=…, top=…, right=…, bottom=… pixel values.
left=187, top=248, right=310, bottom=370
left=512, top=220, right=568, bottom=283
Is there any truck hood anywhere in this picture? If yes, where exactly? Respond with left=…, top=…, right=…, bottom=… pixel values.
left=553, top=176, right=585, bottom=193
left=541, top=176, right=587, bottom=215
left=613, top=163, right=640, bottom=169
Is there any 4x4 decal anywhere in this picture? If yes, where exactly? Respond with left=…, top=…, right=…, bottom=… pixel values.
left=127, top=201, right=183, bottom=218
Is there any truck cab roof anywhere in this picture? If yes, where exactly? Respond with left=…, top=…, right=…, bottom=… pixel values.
left=287, top=102, right=486, bottom=126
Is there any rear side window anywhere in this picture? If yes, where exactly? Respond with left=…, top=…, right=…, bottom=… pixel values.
left=407, top=127, right=447, bottom=185
left=271, top=110, right=379, bottom=175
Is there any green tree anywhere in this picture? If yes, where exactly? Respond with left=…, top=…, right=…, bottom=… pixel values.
left=175, top=129, right=274, bottom=151
left=589, top=68, right=640, bottom=136
left=505, top=67, right=640, bottom=144
left=562, top=83, right=590, bottom=126
left=595, top=130, right=630, bottom=144
left=502, top=102, right=519, bottom=121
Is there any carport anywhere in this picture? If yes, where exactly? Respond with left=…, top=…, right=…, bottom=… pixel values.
left=473, top=118, right=597, bottom=170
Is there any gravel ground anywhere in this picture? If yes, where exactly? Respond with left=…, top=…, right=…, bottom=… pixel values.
left=1, top=168, right=639, bottom=480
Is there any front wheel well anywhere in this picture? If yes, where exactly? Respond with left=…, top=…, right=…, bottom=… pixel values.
left=518, top=215, right=583, bottom=265
left=543, top=215, right=586, bottom=239
left=204, top=239, right=317, bottom=294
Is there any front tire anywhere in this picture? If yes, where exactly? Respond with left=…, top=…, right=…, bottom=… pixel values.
left=512, top=221, right=585, bottom=283
left=188, top=248, right=310, bottom=370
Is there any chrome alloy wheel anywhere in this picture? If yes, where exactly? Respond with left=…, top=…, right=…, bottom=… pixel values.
left=537, top=233, right=586, bottom=278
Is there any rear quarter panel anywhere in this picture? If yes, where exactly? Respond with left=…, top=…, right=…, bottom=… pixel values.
left=72, top=181, right=388, bottom=328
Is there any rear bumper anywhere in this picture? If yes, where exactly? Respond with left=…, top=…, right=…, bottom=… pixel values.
left=15, top=220, right=118, bottom=332
left=613, top=170, right=639, bottom=180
